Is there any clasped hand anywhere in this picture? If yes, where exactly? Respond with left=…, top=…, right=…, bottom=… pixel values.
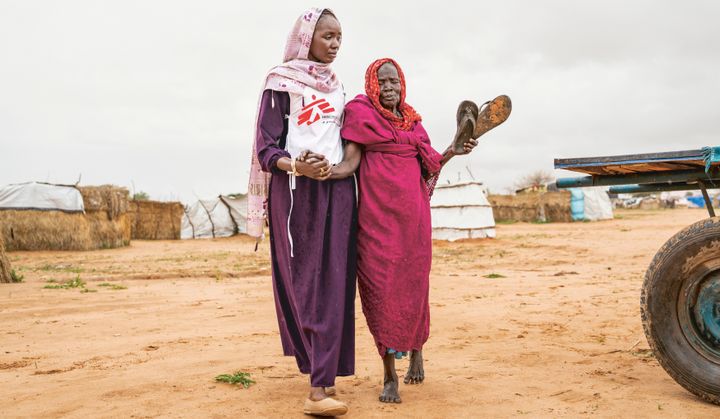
left=296, top=150, right=332, bottom=181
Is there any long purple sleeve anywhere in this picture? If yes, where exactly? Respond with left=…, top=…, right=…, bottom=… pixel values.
left=255, top=89, right=291, bottom=173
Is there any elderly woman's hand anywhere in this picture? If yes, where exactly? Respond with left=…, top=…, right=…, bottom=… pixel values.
left=457, top=138, right=478, bottom=155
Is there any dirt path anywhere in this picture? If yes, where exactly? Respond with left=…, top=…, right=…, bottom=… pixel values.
left=1, top=209, right=717, bottom=418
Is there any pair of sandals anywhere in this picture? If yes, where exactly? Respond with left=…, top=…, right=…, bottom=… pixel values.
left=451, top=95, right=512, bottom=154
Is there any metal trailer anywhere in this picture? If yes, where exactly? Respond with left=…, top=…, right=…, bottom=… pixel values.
left=555, top=148, right=720, bottom=405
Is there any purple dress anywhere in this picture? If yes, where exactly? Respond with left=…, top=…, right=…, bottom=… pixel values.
left=255, top=89, right=357, bottom=387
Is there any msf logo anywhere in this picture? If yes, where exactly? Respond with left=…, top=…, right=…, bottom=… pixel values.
left=297, top=95, right=335, bottom=126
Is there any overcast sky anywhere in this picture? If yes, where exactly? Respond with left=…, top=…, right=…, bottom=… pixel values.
left=1, top=1, right=719, bottom=202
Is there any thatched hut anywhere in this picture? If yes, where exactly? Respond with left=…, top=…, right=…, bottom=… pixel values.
left=127, top=200, right=184, bottom=240
left=0, top=182, right=131, bottom=251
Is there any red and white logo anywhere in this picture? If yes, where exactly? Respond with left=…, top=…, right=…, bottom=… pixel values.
left=297, top=95, right=335, bottom=126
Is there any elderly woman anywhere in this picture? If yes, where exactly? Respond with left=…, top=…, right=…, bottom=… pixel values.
left=248, top=8, right=355, bottom=416
left=326, top=58, right=478, bottom=403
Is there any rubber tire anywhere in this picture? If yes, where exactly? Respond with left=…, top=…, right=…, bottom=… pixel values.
left=641, top=217, right=720, bottom=405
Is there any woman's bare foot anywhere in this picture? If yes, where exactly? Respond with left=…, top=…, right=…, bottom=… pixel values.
left=379, top=353, right=401, bottom=403
left=404, top=349, right=425, bottom=384
left=309, top=386, right=328, bottom=401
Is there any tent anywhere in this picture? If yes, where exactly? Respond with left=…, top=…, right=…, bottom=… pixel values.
left=0, top=182, right=84, bottom=212
left=430, top=181, right=496, bottom=241
left=181, top=195, right=247, bottom=239
left=569, top=187, right=614, bottom=221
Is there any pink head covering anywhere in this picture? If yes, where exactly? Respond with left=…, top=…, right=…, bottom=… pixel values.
left=264, top=8, right=340, bottom=95
left=246, top=7, right=340, bottom=239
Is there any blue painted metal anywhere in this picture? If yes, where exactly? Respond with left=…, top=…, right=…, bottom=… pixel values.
left=608, top=183, right=720, bottom=194
left=556, top=168, right=720, bottom=189
left=555, top=155, right=702, bottom=170
left=693, top=278, right=720, bottom=350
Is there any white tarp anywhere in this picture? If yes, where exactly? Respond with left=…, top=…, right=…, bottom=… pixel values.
left=204, top=199, right=235, bottom=238
left=181, top=195, right=248, bottom=239
left=0, top=182, right=84, bottom=212
left=581, top=187, right=614, bottom=221
left=431, top=181, right=496, bottom=241
left=220, top=196, right=247, bottom=234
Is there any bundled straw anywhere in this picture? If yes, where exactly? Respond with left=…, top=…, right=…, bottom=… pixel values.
left=78, top=185, right=129, bottom=220
left=127, top=200, right=184, bottom=240
left=489, top=191, right=572, bottom=223
left=0, top=185, right=132, bottom=251
left=0, top=210, right=131, bottom=251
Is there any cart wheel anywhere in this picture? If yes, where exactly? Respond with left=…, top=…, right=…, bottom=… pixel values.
left=641, top=217, right=720, bottom=405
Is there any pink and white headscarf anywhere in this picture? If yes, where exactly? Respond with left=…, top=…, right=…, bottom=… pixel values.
left=247, top=7, right=340, bottom=239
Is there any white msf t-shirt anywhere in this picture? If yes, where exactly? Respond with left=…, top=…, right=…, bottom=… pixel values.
left=285, top=85, right=345, bottom=165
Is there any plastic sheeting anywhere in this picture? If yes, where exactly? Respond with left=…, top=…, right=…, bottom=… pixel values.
left=180, top=195, right=248, bottom=239
left=569, top=187, right=613, bottom=221
left=431, top=182, right=496, bottom=241
left=570, top=189, right=585, bottom=221
left=582, top=188, right=614, bottom=221
left=0, top=182, right=84, bottom=212
left=220, top=196, right=247, bottom=234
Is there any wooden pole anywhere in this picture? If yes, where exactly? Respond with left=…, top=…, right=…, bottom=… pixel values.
left=0, top=232, right=12, bottom=284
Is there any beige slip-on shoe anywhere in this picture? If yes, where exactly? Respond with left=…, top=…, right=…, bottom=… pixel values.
left=303, top=397, right=348, bottom=416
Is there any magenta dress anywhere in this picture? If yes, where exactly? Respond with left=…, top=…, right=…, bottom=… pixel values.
left=340, top=94, right=442, bottom=357
left=255, top=89, right=358, bottom=387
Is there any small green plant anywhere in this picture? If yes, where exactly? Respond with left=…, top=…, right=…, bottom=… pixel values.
left=10, top=269, right=24, bottom=283
left=43, top=275, right=86, bottom=289
left=98, top=282, right=127, bottom=290
left=483, top=273, right=506, bottom=279
left=65, top=276, right=85, bottom=288
left=132, top=191, right=150, bottom=201
left=215, top=371, right=255, bottom=388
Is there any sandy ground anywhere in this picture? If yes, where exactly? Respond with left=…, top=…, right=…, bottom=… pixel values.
left=1, top=208, right=719, bottom=418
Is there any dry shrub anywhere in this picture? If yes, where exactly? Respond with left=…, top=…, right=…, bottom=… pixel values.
left=489, top=191, right=572, bottom=223
left=0, top=231, right=12, bottom=283
left=127, top=200, right=184, bottom=240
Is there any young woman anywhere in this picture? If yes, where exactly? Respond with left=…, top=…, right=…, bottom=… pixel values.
left=247, top=8, right=355, bottom=416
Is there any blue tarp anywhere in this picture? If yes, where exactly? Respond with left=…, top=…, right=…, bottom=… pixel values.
left=570, top=189, right=585, bottom=221
left=687, top=196, right=706, bottom=208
